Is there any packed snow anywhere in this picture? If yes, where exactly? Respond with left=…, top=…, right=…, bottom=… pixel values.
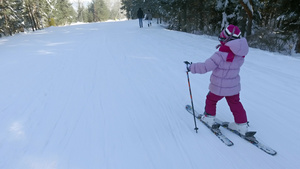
left=1, top=20, right=300, bottom=169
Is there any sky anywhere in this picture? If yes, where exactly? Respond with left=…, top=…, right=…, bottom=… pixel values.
left=0, top=20, right=300, bottom=169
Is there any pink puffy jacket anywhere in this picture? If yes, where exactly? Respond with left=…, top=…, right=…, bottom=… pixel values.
left=190, top=38, right=249, bottom=96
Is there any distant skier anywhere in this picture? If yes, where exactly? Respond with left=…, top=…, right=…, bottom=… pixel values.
left=137, top=8, right=144, bottom=28
left=186, top=25, right=250, bottom=136
left=145, top=10, right=152, bottom=27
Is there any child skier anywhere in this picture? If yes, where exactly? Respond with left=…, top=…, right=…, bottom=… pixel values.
left=187, top=25, right=250, bottom=135
left=145, top=10, right=152, bottom=27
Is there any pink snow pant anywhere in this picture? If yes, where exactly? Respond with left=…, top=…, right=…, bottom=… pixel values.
left=205, top=92, right=247, bottom=124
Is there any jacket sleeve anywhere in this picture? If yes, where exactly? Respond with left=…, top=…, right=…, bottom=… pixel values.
left=190, top=52, right=221, bottom=74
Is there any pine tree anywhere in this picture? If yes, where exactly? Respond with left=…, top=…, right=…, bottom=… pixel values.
left=77, top=0, right=85, bottom=22
left=86, top=0, right=110, bottom=22
left=278, top=0, right=300, bottom=53
left=0, top=0, right=24, bottom=36
left=54, top=0, right=76, bottom=26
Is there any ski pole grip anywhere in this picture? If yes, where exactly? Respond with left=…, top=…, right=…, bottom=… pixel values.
left=184, top=61, right=190, bottom=65
left=184, top=61, right=191, bottom=72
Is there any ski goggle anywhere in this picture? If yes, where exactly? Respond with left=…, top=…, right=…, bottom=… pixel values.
left=218, top=36, right=227, bottom=42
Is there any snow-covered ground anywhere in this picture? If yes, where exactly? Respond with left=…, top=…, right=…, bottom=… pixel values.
left=1, top=20, right=300, bottom=169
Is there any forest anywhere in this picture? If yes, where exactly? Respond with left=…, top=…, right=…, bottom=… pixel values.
left=0, top=0, right=122, bottom=35
left=121, top=0, right=300, bottom=55
left=1, top=0, right=299, bottom=55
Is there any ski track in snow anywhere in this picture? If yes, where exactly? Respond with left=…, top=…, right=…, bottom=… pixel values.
left=0, top=20, right=300, bottom=169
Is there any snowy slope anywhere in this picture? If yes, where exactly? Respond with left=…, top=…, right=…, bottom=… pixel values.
left=0, top=20, right=300, bottom=169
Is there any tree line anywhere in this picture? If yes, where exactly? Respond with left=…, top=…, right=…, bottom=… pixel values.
left=1, top=0, right=299, bottom=54
left=121, top=0, right=300, bottom=54
left=0, top=0, right=123, bottom=36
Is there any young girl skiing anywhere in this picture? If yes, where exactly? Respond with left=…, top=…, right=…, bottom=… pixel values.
left=187, top=25, right=250, bottom=135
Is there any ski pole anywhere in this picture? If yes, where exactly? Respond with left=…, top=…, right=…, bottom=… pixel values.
left=184, top=61, right=198, bottom=133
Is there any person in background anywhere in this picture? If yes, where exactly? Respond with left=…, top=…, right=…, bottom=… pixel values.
left=186, top=25, right=251, bottom=136
left=145, top=9, right=152, bottom=27
left=137, top=8, right=144, bottom=28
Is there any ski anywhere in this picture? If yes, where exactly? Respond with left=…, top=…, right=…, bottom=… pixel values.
left=185, top=105, right=234, bottom=146
left=215, top=119, right=277, bottom=156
